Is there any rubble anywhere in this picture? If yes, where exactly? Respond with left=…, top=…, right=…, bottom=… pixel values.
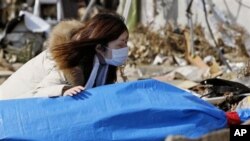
left=123, top=23, right=250, bottom=113
left=165, top=129, right=229, bottom=141
left=126, top=24, right=249, bottom=81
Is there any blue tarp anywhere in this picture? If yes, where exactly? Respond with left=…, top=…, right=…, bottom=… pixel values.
left=237, top=109, right=250, bottom=122
left=0, top=79, right=227, bottom=141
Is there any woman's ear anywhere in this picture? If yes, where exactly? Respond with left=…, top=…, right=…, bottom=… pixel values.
left=95, top=44, right=106, bottom=57
left=95, top=44, right=103, bottom=52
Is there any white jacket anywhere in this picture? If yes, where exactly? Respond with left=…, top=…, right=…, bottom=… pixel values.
left=0, top=20, right=84, bottom=100
left=0, top=51, right=69, bottom=99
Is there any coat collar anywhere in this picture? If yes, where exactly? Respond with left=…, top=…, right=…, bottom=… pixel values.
left=47, top=20, right=85, bottom=86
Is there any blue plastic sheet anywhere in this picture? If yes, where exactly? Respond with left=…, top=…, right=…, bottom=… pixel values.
left=0, top=79, right=227, bottom=141
left=237, top=109, right=250, bottom=122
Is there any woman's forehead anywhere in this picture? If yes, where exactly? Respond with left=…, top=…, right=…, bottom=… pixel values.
left=118, top=31, right=129, bottom=40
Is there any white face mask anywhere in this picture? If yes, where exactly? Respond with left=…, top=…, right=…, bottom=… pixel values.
left=104, top=47, right=129, bottom=66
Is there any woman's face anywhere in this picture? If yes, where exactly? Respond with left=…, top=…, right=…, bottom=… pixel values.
left=95, top=31, right=129, bottom=64
left=103, top=31, right=129, bottom=59
left=108, top=31, right=129, bottom=49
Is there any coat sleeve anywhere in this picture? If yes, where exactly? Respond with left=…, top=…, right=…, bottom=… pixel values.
left=30, top=68, right=71, bottom=98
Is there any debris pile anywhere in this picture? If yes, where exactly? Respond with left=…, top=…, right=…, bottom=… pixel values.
left=128, top=24, right=248, bottom=67
left=124, top=23, right=250, bottom=113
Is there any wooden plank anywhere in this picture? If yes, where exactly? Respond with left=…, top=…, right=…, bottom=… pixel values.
left=184, top=30, right=209, bottom=69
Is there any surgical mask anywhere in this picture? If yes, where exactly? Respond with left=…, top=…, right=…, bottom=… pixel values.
left=104, top=47, right=129, bottom=66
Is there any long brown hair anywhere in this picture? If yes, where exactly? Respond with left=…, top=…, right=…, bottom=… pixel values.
left=50, top=13, right=128, bottom=85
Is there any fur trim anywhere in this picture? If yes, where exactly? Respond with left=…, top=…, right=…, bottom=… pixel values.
left=47, top=20, right=83, bottom=51
left=47, top=20, right=85, bottom=86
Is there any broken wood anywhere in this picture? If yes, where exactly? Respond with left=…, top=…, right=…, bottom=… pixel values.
left=184, top=30, right=209, bottom=69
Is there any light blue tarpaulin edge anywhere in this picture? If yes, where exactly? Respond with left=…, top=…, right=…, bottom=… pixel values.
left=0, top=79, right=227, bottom=141
left=237, top=109, right=250, bottom=122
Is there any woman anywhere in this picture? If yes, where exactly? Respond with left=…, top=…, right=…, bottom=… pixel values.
left=0, top=13, right=129, bottom=100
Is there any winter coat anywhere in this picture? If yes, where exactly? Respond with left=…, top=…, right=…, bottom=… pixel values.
left=0, top=20, right=84, bottom=100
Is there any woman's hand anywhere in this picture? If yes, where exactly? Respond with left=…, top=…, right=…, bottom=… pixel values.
left=63, top=86, right=85, bottom=96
